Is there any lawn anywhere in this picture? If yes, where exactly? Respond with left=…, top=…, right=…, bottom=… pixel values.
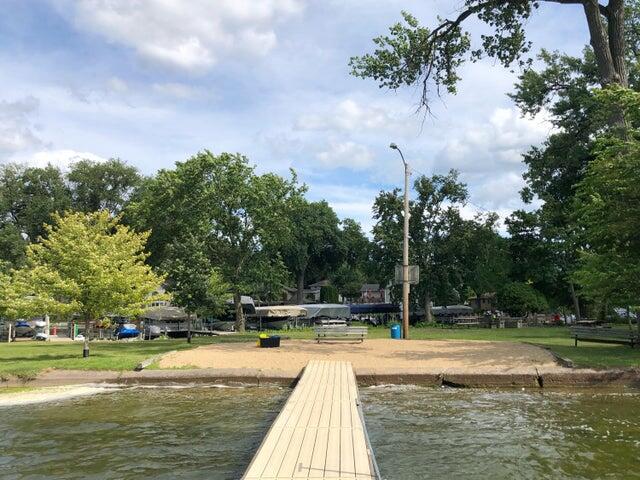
left=0, top=336, right=255, bottom=379
left=1, top=327, right=638, bottom=378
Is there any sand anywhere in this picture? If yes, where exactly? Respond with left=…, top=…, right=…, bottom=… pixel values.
left=158, top=338, right=564, bottom=376
left=0, top=384, right=117, bottom=407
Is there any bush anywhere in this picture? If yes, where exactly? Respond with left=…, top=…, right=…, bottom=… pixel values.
left=497, top=282, right=548, bottom=316
left=320, top=285, right=339, bottom=303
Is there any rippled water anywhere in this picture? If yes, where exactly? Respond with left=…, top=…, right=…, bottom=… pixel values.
left=1, top=385, right=639, bottom=479
left=361, top=386, right=640, bottom=480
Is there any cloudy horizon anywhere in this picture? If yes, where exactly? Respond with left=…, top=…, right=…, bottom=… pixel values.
left=0, top=0, right=590, bottom=233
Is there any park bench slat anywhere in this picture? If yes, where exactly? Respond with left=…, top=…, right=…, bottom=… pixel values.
left=570, top=327, right=638, bottom=347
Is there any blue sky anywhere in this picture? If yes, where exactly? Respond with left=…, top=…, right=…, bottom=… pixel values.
left=0, top=0, right=591, bottom=233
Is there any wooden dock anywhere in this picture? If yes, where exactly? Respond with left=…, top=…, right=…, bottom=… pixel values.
left=243, top=360, right=380, bottom=480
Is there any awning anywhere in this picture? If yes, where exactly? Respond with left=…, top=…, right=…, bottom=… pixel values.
left=300, top=304, right=350, bottom=319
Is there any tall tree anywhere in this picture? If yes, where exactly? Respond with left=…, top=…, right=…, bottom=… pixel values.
left=1, top=211, right=165, bottom=356
left=372, top=170, right=469, bottom=321
left=280, top=199, right=342, bottom=304
left=0, top=164, right=71, bottom=245
left=67, top=158, right=142, bottom=215
left=127, top=151, right=301, bottom=332
left=573, top=86, right=640, bottom=326
left=350, top=1, right=631, bottom=114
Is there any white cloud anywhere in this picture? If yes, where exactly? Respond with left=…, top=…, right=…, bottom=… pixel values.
left=316, top=140, right=374, bottom=170
left=152, top=82, right=203, bottom=100
left=435, top=107, right=554, bottom=173
left=12, top=149, right=109, bottom=170
left=106, top=76, right=128, bottom=94
left=54, top=0, right=304, bottom=72
left=295, top=98, right=415, bottom=135
left=0, top=96, right=44, bottom=159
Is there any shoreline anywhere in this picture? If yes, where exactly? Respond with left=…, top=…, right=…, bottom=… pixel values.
left=2, top=365, right=640, bottom=390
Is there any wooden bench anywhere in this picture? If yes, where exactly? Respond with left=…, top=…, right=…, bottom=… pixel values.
left=315, top=326, right=368, bottom=343
left=571, top=326, right=639, bottom=347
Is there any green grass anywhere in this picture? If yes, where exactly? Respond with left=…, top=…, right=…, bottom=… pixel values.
left=1, top=327, right=638, bottom=377
left=0, top=336, right=256, bottom=378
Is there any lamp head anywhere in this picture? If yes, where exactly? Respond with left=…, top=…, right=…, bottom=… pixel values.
left=389, top=143, right=398, bottom=150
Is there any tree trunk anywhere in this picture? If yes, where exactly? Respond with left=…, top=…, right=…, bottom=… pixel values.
left=582, top=1, right=618, bottom=86
left=607, top=0, right=629, bottom=87
left=83, top=318, right=91, bottom=358
left=234, top=291, right=245, bottom=333
left=569, top=281, right=581, bottom=323
left=424, top=291, right=433, bottom=324
left=296, top=271, right=305, bottom=305
left=187, top=313, right=192, bottom=344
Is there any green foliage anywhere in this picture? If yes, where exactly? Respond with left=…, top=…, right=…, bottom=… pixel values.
left=67, top=158, right=142, bottom=214
left=127, top=151, right=302, bottom=331
left=497, top=282, right=548, bottom=316
left=332, top=263, right=365, bottom=301
left=573, top=87, right=640, bottom=307
left=0, top=211, right=166, bottom=322
left=162, top=235, right=229, bottom=316
left=350, top=3, right=537, bottom=109
left=319, top=285, right=339, bottom=303
left=280, top=199, right=342, bottom=302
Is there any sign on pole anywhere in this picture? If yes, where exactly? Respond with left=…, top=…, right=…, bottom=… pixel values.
left=394, top=264, right=419, bottom=285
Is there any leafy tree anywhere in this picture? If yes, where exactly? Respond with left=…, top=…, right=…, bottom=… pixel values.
left=280, top=199, right=342, bottom=304
left=497, top=281, right=548, bottom=316
left=460, top=213, right=511, bottom=305
left=350, top=1, right=631, bottom=117
left=320, top=285, right=339, bottom=303
left=0, top=164, right=71, bottom=246
left=333, top=263, right=365, bottom=302
left=67, top=158, right=142, bottom=215
left=127, top=151, right=301, bottom=332
left=372, top=170, right=469, bottom=321
left=162, top=235, right=230, bottom=342
left=1, top=211, right=165, bottom=355
left=573, top=87, right=640, bottom=327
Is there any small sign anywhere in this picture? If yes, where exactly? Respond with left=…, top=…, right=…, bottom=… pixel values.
left=394, top=264, right=419, bottom=285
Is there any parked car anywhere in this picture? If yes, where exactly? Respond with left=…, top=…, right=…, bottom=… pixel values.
left=115, top=323, right=141, bottom=339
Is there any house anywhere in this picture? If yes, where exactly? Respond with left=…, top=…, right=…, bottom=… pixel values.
left=467, top=292, right=497, bottom=312
left=358, top=284, right=386, bottom=304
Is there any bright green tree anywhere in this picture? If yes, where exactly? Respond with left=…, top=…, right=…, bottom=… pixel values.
left=1, top=211, right=165, bottom=355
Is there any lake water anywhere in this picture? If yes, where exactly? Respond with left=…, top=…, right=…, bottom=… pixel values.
left=1, top=385, right=639, bottom=479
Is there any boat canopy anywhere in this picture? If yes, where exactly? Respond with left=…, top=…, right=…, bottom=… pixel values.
left=349, top=303, right=400, bottom=315
left=141, top=306, right=189, bottom=321
left=255, top=305, right=307, bottom=318
left=301, top=304, right=350, bottom=319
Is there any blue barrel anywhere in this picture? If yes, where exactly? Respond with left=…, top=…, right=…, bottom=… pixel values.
left=390, top=324, right=401, bottom=339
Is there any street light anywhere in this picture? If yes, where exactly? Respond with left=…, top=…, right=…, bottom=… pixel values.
left=390, top=143, right=410, bottom=340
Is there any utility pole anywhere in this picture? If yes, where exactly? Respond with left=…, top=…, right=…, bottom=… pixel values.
left=390, top=143, right=410, bottom=339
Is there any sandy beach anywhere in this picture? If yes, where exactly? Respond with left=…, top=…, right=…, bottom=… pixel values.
left=158, top=338, right=564, bottom=376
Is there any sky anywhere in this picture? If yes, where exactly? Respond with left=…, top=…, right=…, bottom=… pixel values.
left=0, top=0, right=592, bottom=234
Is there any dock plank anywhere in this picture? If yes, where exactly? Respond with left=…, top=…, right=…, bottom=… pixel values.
left=243, top=360, right=378, bottom=480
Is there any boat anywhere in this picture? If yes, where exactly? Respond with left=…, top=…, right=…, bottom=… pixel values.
left=301, top=304, right=350, bottom=323
left=255, top=305, right=307, bottom=330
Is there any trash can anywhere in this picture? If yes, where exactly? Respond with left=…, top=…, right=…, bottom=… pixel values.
left=259, top=335, right=281, bottom=348
left=390, top=324, right=401, bottom=339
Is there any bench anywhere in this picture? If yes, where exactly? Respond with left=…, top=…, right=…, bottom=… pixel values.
left=315, top=326, right=368, bottom=343
left=571, top=326, right=639, bottom=347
